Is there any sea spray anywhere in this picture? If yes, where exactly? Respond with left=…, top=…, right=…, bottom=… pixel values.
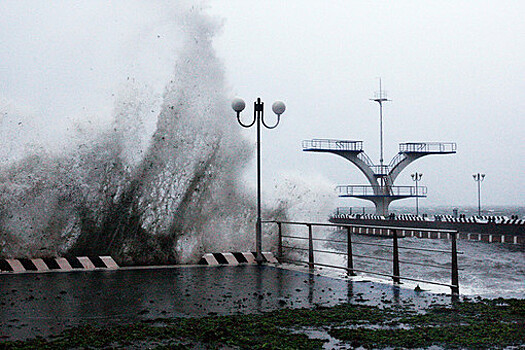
left=0, top=3, right=339, bottom=264
left=270, top=173, right=338, bottom=262
left=0, top=4, right=258, bottom=264
left=273, top=173, right=337, bottom=223
left=0, top=98, right=42, bottom=165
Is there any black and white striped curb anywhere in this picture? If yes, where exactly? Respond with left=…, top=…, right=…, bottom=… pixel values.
left=332, top=213, right=525, bottom=225
left=199, top=252, right=278, bottom=266
left=0, top=256, right=119, bottom=273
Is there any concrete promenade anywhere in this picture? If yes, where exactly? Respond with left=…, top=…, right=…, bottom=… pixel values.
left=0, top=265, right=451, bottom=341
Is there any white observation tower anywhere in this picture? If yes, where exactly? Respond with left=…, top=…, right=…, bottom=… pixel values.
left=303, top=81, right=456, bottom=216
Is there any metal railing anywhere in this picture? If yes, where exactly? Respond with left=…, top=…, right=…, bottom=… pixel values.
left=335, top=207, right=374, bottom=215
left=399, top=142, right=457, bottom=153
left=355, top=152, right=392, bottom=176
left=336, top=185, right=427, bottom=197
left=357, top=152, right=374, bottom=167
left=370, top=165, right=391, bottom=175
left=263, top=220, right=461, bottom=294
left=302, top=139, right=363, bottom=152
left=388, top=152, right=406, bottom=169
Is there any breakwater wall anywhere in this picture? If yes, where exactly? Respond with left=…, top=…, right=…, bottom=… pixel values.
left=330, top=215, right=524, bottom=244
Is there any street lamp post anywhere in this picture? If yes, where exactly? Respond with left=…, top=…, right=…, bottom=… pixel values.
left=472, top=173, right=485, bottom=216
left=411, top=172, right=423, bottom=216
left=232, top=97, right=286, bottom=264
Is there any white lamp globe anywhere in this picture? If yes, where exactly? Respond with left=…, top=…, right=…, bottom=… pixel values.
left=232, top=98, right=246, bottom=113
left=272, top=101, right=286, bottom=116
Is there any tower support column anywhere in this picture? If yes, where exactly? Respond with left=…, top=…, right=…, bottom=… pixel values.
left=370, top=197, right=394, bottom=216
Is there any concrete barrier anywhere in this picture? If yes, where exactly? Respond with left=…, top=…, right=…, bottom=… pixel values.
left=0, top=256, right=119, bottom=274
left=199, top=252, right=278, bottom=266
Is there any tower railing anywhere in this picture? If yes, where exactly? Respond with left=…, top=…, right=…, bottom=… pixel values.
left=370, top=165, right=391, bottom=176
left=337, top=185, right=427, bottom=197
left=357, top=152, right=374, bottom=167
left=400, top=142, right=457, bottom=153
left=302, top=139, right=363, bottom=152
left=388, top=152, right=406, bottom=169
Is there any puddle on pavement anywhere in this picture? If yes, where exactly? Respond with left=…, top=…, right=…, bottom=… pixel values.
left=0, top=265, right=451, bottom=341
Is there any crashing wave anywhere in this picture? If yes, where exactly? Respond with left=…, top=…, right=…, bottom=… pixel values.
left=0, top=5, right=258, bottom=265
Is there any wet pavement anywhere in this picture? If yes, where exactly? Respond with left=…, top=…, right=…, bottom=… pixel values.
left=0, top=265, right=452, bottom=341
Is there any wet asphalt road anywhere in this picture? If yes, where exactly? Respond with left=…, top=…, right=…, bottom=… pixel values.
left=0, top=265, right=451, bottom=341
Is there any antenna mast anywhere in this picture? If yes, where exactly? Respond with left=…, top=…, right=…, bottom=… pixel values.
left=370, top=78, right=390, bottom=169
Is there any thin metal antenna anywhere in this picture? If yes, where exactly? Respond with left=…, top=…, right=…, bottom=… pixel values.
left=370, top=78, right=390, bottom=168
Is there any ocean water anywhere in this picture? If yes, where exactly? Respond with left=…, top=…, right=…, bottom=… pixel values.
left=283, top=225, right=525, bottom=299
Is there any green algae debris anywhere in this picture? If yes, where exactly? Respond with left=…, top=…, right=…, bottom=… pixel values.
left=2, top=298, right=524, bottom=349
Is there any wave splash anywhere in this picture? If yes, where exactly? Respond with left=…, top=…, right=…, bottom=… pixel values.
left=0, top=5, right=260, bottom=265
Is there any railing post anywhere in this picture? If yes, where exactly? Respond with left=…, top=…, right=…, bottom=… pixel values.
left=277, top=222, right=283, bottom=259
left=392, top=229, right=400, bottom=284
left=451, top=231, right=459, bottom=295
left=346, top=226, right=355, bottom=276
left=308, top=224, right=314, bottom=269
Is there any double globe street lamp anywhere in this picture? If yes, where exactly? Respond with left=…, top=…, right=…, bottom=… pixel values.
left=473, top=173, right=485, bottom=216
left=411, top=172, right=423, bottom=216
left=232, top=97, right=286, bottom=264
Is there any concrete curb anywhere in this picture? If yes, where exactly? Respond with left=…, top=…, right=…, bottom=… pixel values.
left=0, top=256, right=119, bottom=274
left=199, top=252, right=278, bottom=265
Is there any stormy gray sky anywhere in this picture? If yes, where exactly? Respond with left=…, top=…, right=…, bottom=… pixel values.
left=1, top=1, right=524, bottom=208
